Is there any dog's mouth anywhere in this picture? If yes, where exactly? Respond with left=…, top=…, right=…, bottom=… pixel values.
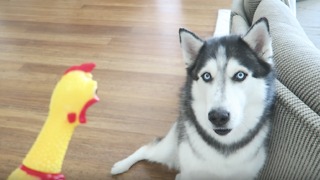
left=214, top=129, right=232, bottom=136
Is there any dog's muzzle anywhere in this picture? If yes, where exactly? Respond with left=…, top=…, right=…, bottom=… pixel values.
left=208, top=109, right=232, bottom=136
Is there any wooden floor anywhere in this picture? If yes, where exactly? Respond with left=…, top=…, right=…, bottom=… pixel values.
left=0, top=0, right=231, bottom=179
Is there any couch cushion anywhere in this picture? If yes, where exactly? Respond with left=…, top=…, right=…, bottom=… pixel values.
left=253, top=0, right=320, bottom=115
left=244, top=0, right=292, bottom=24
left=259, top=81, right=320, bottom=179
left=243, top=0, right=262, bottom=24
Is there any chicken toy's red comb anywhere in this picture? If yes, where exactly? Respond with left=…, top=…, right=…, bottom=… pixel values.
left=64, top=63, right=96, bottom=75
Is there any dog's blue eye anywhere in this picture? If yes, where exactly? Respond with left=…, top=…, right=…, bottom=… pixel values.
left=233, top=71, right=247, bottom=82
left=201, top=72, right=212, bottom=82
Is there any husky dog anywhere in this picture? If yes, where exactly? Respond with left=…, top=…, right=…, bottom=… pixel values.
left=111, top=17, right=275, bottom=180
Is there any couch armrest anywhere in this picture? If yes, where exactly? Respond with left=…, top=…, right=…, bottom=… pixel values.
left=259, top=81, right=320, bottom=179
left=253, top=0, right=320, bottom=115
left=242, top=0, right=294, bottom=24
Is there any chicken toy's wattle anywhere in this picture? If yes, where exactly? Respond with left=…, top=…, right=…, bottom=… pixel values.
left=8, top=63, right=99, bottom=180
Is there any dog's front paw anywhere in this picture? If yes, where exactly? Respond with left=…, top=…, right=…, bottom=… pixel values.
left=111, top=159, right=132, bottom=175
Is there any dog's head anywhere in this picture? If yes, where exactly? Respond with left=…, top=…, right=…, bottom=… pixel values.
left=179, top=18, right=274, bottom=142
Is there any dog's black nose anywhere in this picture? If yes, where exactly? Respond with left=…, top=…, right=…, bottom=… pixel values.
left=208, top=109, right=230, bottom=126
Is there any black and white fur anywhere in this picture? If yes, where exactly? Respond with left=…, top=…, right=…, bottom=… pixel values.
left=111, top=18, right=275, bottom=180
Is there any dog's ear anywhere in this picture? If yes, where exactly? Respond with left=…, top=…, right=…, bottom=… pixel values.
left=242, top=18, right=273, bottom=64
left=179, top=28, right=204, bottom=67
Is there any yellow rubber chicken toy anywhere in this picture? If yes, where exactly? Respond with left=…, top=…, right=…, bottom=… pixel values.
left=8, top=63, right=99, bottom=180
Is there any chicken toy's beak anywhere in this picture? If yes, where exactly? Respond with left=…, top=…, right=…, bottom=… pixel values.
left=78, top=63, right=99, bottom=124
left=79, top=95, right=99, bottom=124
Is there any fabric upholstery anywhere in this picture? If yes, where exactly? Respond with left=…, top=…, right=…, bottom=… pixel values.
left=231, top=0, right=320, bottom=179
left=243, top=0, right=262, bottom=24
left=244, top=0, right=292, bottom=23
left=254, top=0, right=320, bottom=115
left=259, top=81, right=320, bottom=179
left=231, top=0, right=248, bottom=23
left=230, top=0, right=250, bottom=35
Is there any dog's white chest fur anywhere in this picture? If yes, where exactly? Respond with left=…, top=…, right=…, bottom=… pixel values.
left=176, top=122, right=268, bottom=180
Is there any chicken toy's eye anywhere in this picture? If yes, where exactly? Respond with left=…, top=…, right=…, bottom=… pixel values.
left=201, top=72, right=212, bottom=82
left=67, top=113, right=77, bottom=123
left=233, top=71, right=247, bottom=82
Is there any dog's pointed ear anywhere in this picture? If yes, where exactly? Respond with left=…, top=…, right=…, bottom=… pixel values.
left=242, top=18, right=273, bottom=64
left=179, top=28, right=204, bottom=67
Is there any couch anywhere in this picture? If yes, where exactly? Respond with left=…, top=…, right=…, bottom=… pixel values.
left=230, top=0, right=320, bottom=179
